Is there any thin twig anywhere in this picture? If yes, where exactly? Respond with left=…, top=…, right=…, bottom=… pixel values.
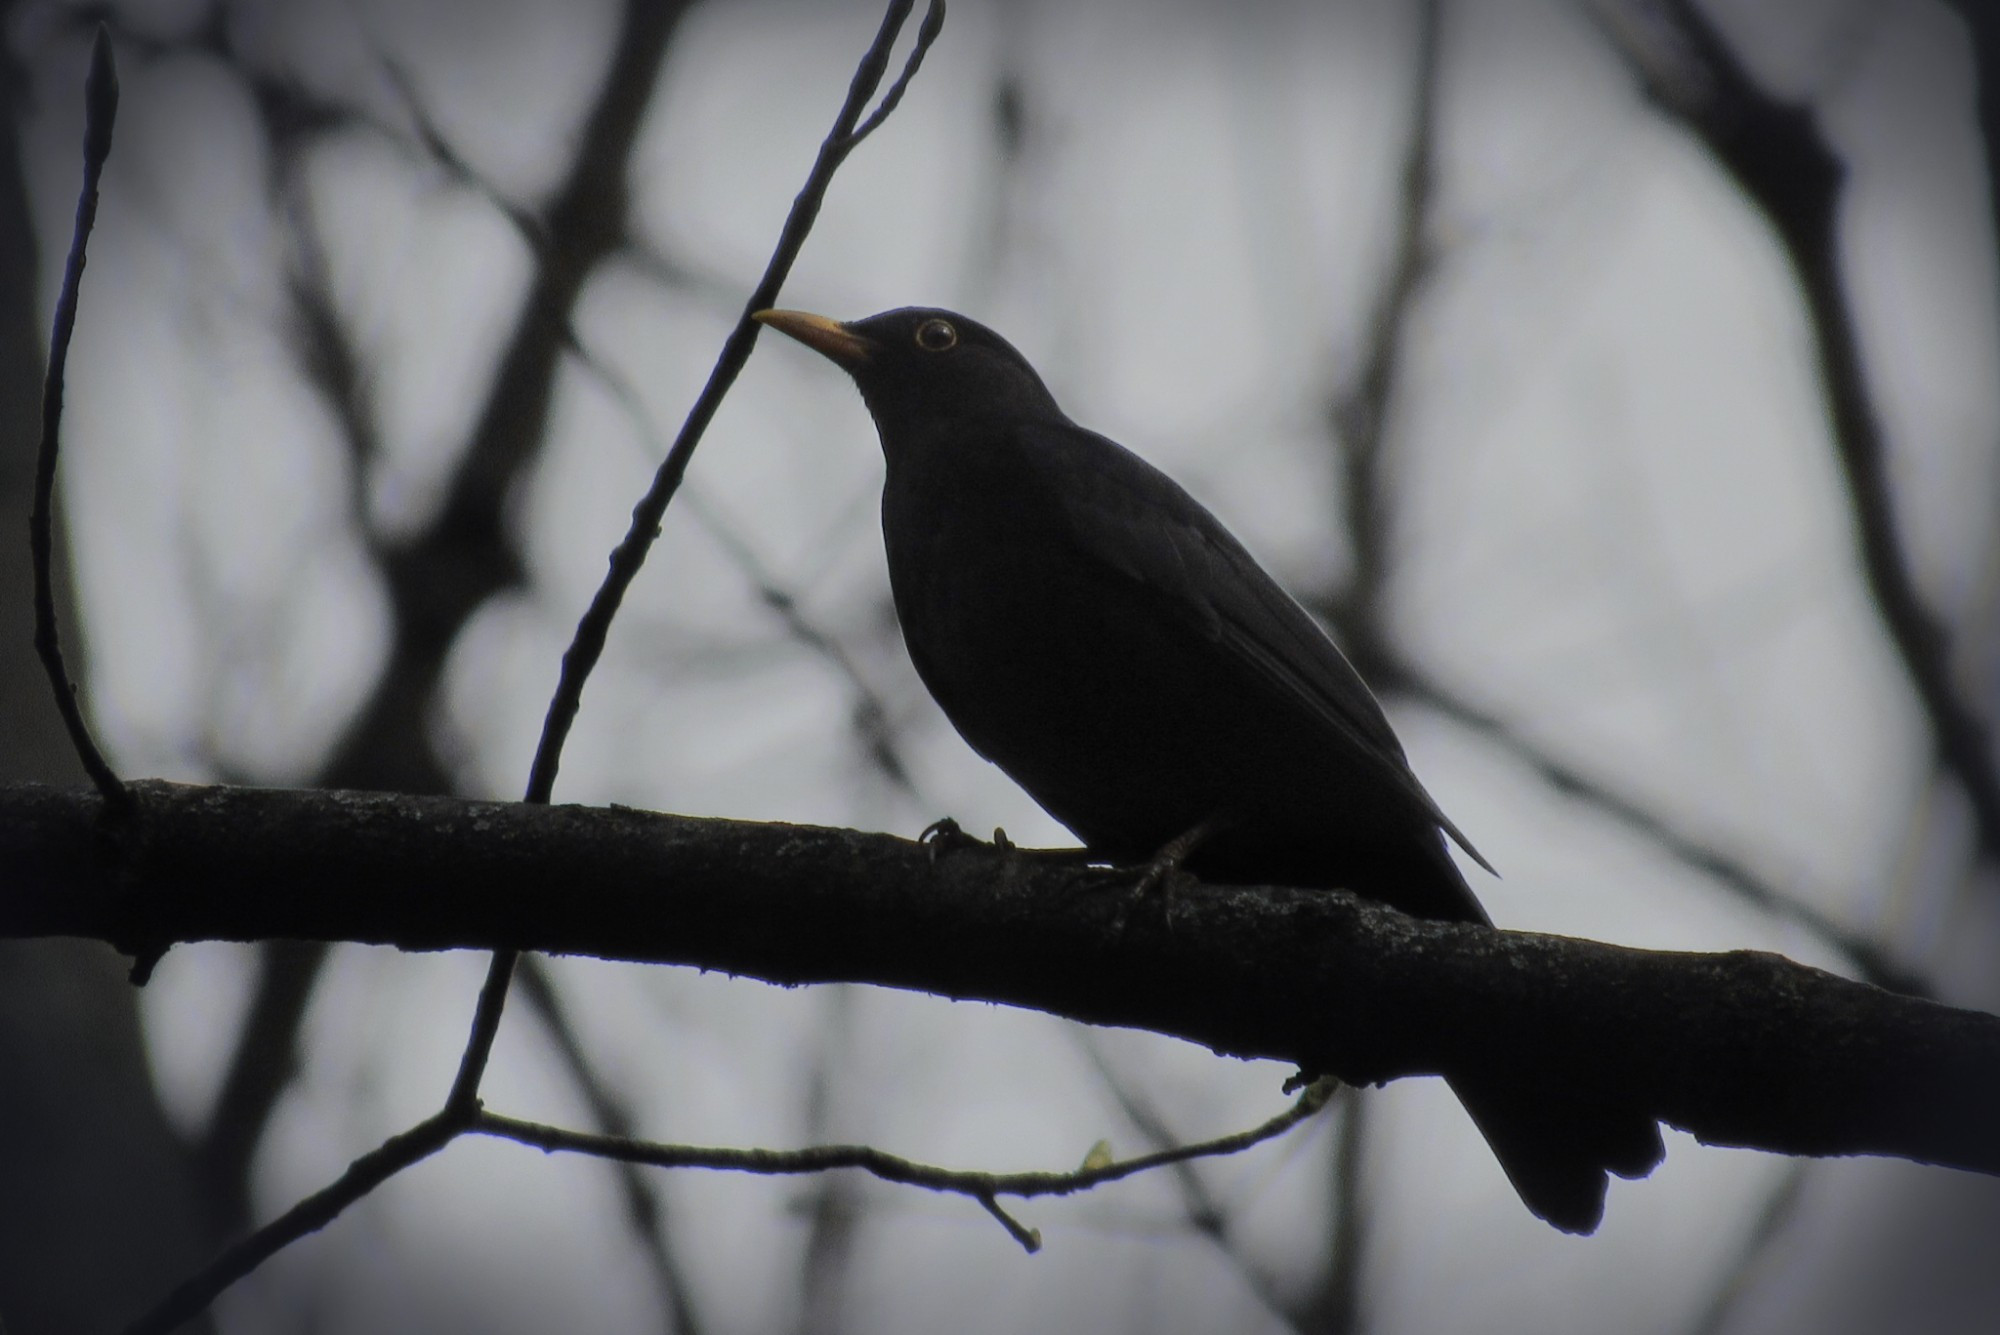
left=453, top=0, right=945, bottom=1141
left=194, top=0, right=688, bottom=1223
left=564, top=336, right=922, bottom=798
left=126, top=1112, right=462, bottom=1335
left=122, top=8, right=948, bottom=1331
left=1079, top=1041, right=1228, bottom=1233
left=445, top=943, right=521, bottom=1112
left=975, top=1193, right=1041, bottom=1251
left=1075, top=1036, right=1305, bottom=1331
left=845, top=0, right=949, bottom=147
left=475, top=1079, right=1335, bottom=1255
left=523, top=0, right=945, bottom=804
left=31, top=25, right=128, bottom=817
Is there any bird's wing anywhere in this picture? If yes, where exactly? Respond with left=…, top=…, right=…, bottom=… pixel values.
left=1045, top=425, right=1495, bottom=875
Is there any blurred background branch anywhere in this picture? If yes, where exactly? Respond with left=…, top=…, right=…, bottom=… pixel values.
left=5, top=0, right=1997, bottom=1330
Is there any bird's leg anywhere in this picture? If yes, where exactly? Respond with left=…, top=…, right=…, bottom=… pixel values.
left=1127, top=816, right=1228, bottom=926
left=1133, top=816, right=1223, bottom=892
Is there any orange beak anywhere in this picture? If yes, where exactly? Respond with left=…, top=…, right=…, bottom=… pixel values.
left=752, top=309, right=874, bottom=369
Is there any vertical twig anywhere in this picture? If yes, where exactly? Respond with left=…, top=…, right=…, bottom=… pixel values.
left=122, top=6, right=949, bottom=1331
left=563, top=340, right=924, bottom=799
left=31, top=26, right=128, bottom=818
left=522, top=0, right=945, bottom=805
left=443, top=0, right=948, bottom=1119
left=194, top=0, right=690, bottom=1227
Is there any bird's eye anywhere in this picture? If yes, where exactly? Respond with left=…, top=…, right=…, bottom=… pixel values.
left=914, top=318, right=958, bottom=352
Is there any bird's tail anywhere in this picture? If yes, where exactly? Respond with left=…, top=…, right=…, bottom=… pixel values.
left=1385, top=832, right=1664, bottom=1231
left=1447, top=1075, right=1664, bottom=1234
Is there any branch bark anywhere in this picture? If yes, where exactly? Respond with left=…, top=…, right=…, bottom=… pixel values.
left=5, top=779, right=1995, bottom=1180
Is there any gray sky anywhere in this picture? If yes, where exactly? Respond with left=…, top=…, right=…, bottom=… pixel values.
left=17, top=0, right=2000, bottom=1330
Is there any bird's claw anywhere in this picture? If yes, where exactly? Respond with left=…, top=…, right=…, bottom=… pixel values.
left=1127, top=861, right=1185, bottom=931
left=921, top=816, right=997, bottom=862
left=1121, top=817, right=1222, bottom=928
left=1127, top=857, right=1179, bottom=901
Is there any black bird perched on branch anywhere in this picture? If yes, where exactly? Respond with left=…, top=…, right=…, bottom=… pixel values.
left=754, top=305, right=1662, bottom=1232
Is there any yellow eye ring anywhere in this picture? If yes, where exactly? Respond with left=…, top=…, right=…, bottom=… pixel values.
left=915, top=318, right=958, bottom=352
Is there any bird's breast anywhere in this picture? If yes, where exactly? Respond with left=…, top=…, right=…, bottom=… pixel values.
left=879, top=446, right=1252, bottom=852
left=881, top=447, right=1087, bottom=690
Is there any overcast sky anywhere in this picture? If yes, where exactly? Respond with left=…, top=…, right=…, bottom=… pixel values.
left=16, top=0, right=2000, bottom=1331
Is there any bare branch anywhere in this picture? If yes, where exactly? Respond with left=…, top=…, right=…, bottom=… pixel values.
left=126, top=1111, right=460, bottom=1335
left=476, top=0, right=946, bottom=1158
left=562, top=339, right=922, bottom=797
left=7, top=780, right=1997, bottom=1184
left=31, top=26, right=127, bottom=817
left=524, top=0, right=945, bottom=804
left=974, top=1193, right=1041, bottom=1251
left=192, top=0, right=698, bottom=1224
left=843, top=0, right=949, bottom=148
left=1589, top=0, right=2000, bottom=859
left=1076, top=1036, right=1306, bottom=1331
left=471, top=1080, right=1335, bottom=1255
left=76, top=4, right=952, bottom=1326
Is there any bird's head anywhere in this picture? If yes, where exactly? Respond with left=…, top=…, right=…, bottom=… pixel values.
left=754, top=306, right=1063, bottom=437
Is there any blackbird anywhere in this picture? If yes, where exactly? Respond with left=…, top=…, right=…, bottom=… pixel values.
left=754, top=305, right=1662, bottom=1232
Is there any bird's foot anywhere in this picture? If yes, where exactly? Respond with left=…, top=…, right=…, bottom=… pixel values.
left=1124, top=818, right=1223, bottom=928
left=920, top=816, right=985, bottom=862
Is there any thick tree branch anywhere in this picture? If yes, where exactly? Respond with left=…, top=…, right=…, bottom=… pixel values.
left=6, top=779, right=1995, bottom=1180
